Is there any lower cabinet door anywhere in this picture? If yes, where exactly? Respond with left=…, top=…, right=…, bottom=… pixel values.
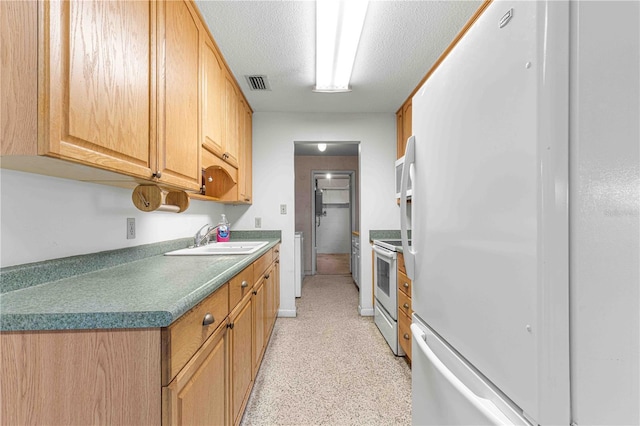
left=163, top=322, right=229, bottom=425
left=398, top=310, right=412, bottom=361
left=230, top=294, right=253, bottom=425
left=252, top=280, right=266, bottom=374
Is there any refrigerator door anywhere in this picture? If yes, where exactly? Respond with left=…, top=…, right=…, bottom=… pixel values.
left=409, top=0, right=570, bottom=424
left=411, top=318, right=529, bottom=425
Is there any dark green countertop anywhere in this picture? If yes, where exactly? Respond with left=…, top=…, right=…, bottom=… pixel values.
left=0, top=233, right=280, bottom=332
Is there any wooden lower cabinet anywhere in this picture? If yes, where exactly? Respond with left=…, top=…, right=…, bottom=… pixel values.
left=1, top=245, right=281, bottom=426
left=163, top=321, right=229, bottom=425
left=0, top=329, right=161, bottom=425
left=252, top=279, right=266, bottom=373
left=397, top=252, right=413, bottom=363
left=229, top=293, right=254, bottom=426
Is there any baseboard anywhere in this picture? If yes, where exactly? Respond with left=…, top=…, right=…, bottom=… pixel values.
left=359, top=306, right=374, bottom=316
left=277, top=308, right=297, bottom=318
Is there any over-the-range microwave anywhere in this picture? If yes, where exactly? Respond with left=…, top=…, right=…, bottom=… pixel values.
left=395, top=155, right=412, bottom=199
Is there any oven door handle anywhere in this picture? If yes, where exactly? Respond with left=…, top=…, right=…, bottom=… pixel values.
left=372, top=245, right=396, bottom=260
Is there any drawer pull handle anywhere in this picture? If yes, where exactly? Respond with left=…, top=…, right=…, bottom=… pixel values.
left=228, top=322, right=234, bottom=329
left=403, top=333, right=410, bottom=340
left=252, top=290, right=258, bottom=295
left=403, top=303, right=410, bottom=309
left=265, top=273, right=270, bottom=279
left=203, top=313, right=215, bottom=326
left=403, top=282, right=409, bottom=289
left=241, top=280, right=249, bottom=288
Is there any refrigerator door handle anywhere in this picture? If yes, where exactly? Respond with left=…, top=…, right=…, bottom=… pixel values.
left=400, top=135, right=416, bottom=279
left=410, top=323, right=514, bottom=425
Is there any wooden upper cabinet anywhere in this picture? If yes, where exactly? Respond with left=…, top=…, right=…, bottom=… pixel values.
left=238, top=100, right=253, bottom=204
left=396, top=109, right=404, bottom=159
left=40, top=0, right=156, bottom=178
left=157, top=0, right=201, bottom=191
left=223, top=73, right=240, bottom=168
left=396, top=99, right=412, bottom=159
left=202, top=35, right=225, bottom=161
left=3, top=0, right=250, bottom=196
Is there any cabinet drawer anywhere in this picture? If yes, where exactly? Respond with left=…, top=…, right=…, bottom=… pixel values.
left=398, top=270, right=412, bottom=297
left=229, top=265, right=253, bottom=308
left=253, top=249, right=273, bottom=284
left=162, top=283, right=229, bottom=385
left=398, top=310, right=412, bottom=361
left=398, top=289, right=412, bottom=318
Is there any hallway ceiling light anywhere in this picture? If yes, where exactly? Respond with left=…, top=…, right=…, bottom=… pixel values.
left=317, top=143, right=327, bottom=152
left=314, top=0, right=369, bottom=93
left=326, top=173, right=332, bottom=179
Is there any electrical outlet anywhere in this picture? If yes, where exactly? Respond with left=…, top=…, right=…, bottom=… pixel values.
left=255, top=217, right=262, bottom=228
left=127, top=218, right=136, bottom=239
left=280, top=204, right=287, bottom=215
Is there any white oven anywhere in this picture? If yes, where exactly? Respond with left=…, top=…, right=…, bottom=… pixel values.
left=372, top=240, right=403, bottom=356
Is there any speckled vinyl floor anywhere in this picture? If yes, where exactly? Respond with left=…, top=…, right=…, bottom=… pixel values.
left=240, top=274, right=412, bottom=426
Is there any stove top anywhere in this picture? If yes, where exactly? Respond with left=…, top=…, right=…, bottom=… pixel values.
left=373, top=239, right=411, bottom=251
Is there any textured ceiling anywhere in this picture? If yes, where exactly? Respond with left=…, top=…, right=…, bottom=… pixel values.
left=195, top=0, right=482, bottom=114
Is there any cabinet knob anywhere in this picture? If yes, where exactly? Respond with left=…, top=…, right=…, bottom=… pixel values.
left=152, top=171, right=162, bottom=179
left=252, top=290, right=257, bottom=295
left=403, top=303, right=409, bottom=309
left=403, top=333, right=410, bottom=340
left=208, top=176, right=213, bottom=182
left=403, top=282, right=409, bottom=288
left=275, top=260, right=280, bottom=264
left=202, top=313, right=215, bottom=326
left=265, top=273, right=270, bottom=279
left=227, top=322, right=234, bottom=329
left=241, top=280, right=248, bottom=288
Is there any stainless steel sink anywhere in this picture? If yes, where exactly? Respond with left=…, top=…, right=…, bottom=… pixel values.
left=165, top=241, right=269, bottom=256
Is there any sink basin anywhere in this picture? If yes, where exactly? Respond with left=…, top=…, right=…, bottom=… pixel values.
left=165, top=241, right=269, bottom=256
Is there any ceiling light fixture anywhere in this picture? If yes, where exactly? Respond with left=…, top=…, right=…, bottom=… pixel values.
left=314, top=0, right=369, bottom=93
left=318, top=143, right=327, bottom=152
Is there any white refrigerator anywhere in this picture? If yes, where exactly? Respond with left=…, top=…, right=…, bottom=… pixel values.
left=400, top=1, right=639, bottom=425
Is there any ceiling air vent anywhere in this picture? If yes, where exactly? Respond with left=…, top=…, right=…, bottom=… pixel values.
left=245, top=75, right=271, bottom=91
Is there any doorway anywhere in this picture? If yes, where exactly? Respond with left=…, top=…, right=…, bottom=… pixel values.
left=313, top=171, right=354, bottom=275
left=293, top=142, right=360, bottom=282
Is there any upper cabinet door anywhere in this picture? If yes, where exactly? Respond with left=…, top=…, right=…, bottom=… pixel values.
left=223, top=73, right=240, bottom=168
left=238, top=99, right=252, bottom=203
left=42, top=0, right=156, bottom=178
left=202, top=35, right=225, bottom=160
left=157, top=0, right=201, bottom=190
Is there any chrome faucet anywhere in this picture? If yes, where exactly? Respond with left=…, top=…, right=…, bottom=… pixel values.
left=194, top=224, right=218, bottom=247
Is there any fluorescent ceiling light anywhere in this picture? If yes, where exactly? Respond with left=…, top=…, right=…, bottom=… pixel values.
left=317, top=143, right=327, bottom=152
left=314, top=0, right=369, bottom=93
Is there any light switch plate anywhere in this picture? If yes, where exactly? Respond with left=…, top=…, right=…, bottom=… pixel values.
left=280, top=204, right=287, bottom=215
left=255, top=217, right=262, bottom=228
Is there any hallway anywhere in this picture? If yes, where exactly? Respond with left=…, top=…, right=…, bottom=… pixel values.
left=241, top=274, right=412, bottom=425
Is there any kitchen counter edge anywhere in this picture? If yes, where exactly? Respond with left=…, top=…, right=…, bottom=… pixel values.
left=0, top=237, right=281, bottom=332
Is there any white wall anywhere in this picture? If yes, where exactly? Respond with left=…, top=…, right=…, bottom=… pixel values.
left=0, top=169, right=225, bottom=267
left=227, top=112, right=398, bottom=317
